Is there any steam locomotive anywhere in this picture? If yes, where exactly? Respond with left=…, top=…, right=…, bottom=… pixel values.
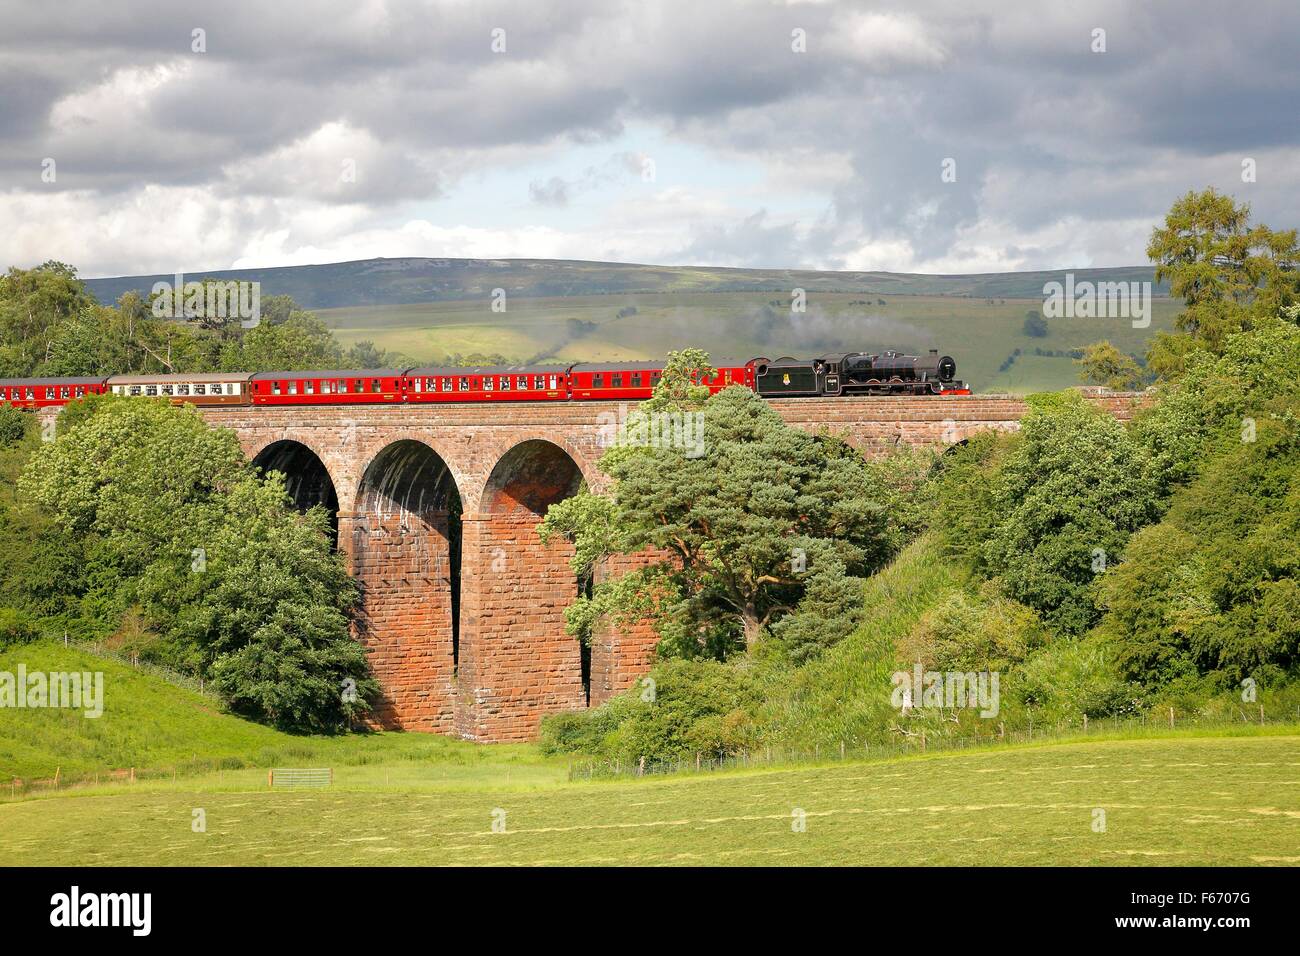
left=0, top=350, right=968, bottom=410
left=754, top=350, right=964, bottom=397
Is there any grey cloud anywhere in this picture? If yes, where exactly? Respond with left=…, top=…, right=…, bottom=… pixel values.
left=2, top=0, right=1299, bottom=271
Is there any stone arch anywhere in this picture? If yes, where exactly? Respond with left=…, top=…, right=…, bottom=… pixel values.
left=251, top=439, right=341, bottom=539
left=480, top=438, right=587, bottom=516
left=350, top=439, right=463, bottom=733
left=455, top=438, right=591, bottom=741
left=355, top=438, right=462, bottom=519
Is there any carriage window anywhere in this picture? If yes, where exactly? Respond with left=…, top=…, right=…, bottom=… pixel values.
left=321, top=380, right=333, bottom=394
left=484, top=376, right=494, bottom=391
left=549, top=375, right=559, bottom=389
left=593, top=373, right=604, bottom=388
left=272, top=381, right=281, bottom=395
left=459, top=377, right=469, bottom=392
left=631, top=373, right=642, bottom=387
left=612, top=374, right=623, bottom=388
left=60, top=386, right=70, bottom=398
left=177, top=384, right=190, bottom=396
left=194, top=384, right=206, bottom=395
left=26, top=388, right=35, bottom=399
left=652, top=371, right=662, bottom=383
left=145, top=385, right=158, bottom=396
left=288, top=382, right=298, bottom=395
left=129, top=386, right=141, bottom=396
left=515, top=376, right=526, bottom=389
left=366, top=379, right=378, bottom=393
left=162, top=384, right=174, bottom=396
left=305, top=380, right=315, bottom=395
left=338, top=380, right=348, bottom=393
left=499, top=376, right=511, bottom=391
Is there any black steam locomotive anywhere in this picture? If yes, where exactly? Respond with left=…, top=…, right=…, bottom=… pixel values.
left=753, top=350, right=968, bottom=397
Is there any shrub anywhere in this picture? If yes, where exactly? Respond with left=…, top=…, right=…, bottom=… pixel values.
left=982, top=393, right=1161, bottom=634
left=540, top=658, right=764, bottom=762
left=0, top=404, right=28, bottom=447
left=0, top=607, right=41, bottom=648
left=906, top=585, right=1046, bottom=672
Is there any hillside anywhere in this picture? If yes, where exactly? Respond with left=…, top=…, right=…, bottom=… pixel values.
left=83, top=257, right=1168, bottom=311
left=81, top=258, right=1175, bottom=393
left=0, top=643, right=548, bottom=783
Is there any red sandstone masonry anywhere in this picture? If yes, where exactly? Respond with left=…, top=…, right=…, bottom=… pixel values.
left=589, top=549, right=666, bottom=706
left=342, top=510, right=456, bottom=733
left=181, top=389, right=1153, bottom=742
left=455, top=513, right=586, bottom=742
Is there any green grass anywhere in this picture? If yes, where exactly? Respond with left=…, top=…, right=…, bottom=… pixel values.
left=318, top=292, right=1178, bottom=394
left=4, top=638, right=1296, bottom=865
left=2, top=734, right=1296, bottom=865
left=758, top=534, right=968, bottom=749
left=0, top=642, right=554, bottom=784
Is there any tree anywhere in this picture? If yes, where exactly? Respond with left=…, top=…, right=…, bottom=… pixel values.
left=0, top=261, right=95, bottom=376
left=18, top=397, right=375, bottom=729
left=20, top=398, right=246, bottom=579
left=1099, top=397, right=1300, bottom=688
left=344, top=340, right=388, bottom=368
left=173, top=475, right=372, bottom=731
left=222, top=312, right=343, bottom=371
left=1146, top=188, right=1300, bottom=376
left=1022, top=310, right=1048, bottom=338
left=981, top=393, right=1162, bottom=635
left=0, top=405, right=27, bottom=447
left=542, top=353, right=893, bottom=657
left=1076, top=340, right=1144, bottom=390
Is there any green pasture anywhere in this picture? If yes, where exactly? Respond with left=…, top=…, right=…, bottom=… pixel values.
left=2, top=735, right=1296, bottom=865
left=319, top=292, right=1179, bottom=393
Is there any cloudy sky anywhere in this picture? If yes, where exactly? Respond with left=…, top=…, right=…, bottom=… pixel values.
left=3, top=0, right=1298, bottom=278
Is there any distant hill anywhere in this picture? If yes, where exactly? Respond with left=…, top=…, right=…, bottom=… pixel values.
left=83, top=258, right=1176, bottom=394
left=84, top=257, right=1168, bottom=311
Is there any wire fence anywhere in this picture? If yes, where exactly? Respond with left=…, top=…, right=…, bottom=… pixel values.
left=6, top=704, right=1295, bottom=800
left=565, top=708, right=1300, bottom=782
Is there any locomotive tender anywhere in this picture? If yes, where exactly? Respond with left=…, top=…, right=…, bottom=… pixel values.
left=0, top=351, right=968, bottom=410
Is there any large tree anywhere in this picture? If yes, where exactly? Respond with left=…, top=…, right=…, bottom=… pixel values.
left=19, top=397, right=374, bottom=730
left=541, top=351, right=895, bottom=660
left=0, top=261, right=95, bottom=376
left=1145, top=188, right=1300, bottom=376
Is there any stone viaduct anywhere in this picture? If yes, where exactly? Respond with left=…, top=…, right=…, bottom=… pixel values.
left=172, top=389, right=1143, bottom=743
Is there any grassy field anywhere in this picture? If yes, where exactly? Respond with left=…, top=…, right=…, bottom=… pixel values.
left=319, top=292, right=1179, bottom=394
left=2, top=734, right=1296, bottom=865
left=4, top=643, right=1297, bottom=866
left=0, top=643, right=553, bottom=784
